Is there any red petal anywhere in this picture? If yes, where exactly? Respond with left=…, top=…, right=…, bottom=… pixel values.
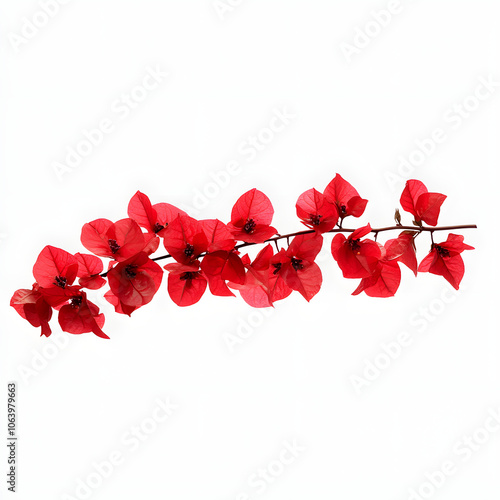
left=58, top=295, right=108, bottom=339
left=296, top=188, right=338, bottom=233
left=324, top=174, right=368, bottom=218
left=440, top=233, right=475, bottom=254
left=163, top=215, right=208, bottom=264
left=423, top=253, right=465, bottom=290
left=107, top=253, right=163, bottom=309
left=228, top=224, right=277, bottom=244
left=239, top=286, right=272, bottom=308
left=400, top=180, right=428, bottom=218
left=199, top=219, right=235, bottom=252
left=127, top=191, right=157, bottom=232
left=201, top=251, right=246, bottom=285
left=106, top=219, right=146, bottom=262
left=282, top=261, right=322, bottom=301
left=11, top=288, right=53, bottom=335
left=287, top=233, right=323, bottom=263
left=346, top=196, right=368, bottom=218
left=104, top=291, right=137, bottom=316
left=81, top=219, right=114, bottom=257
left=33, top=246, right=78, bottom=288
left=167, top=272, right=207, bottom=306
left=350, top=223, right=372, bottom=240
left=75, top=253, right=103, bottom=277
left=384, top=232, right=418, bottom=276
left=230, top=188, right=274, bottom=226
left=415, top=193, right=447, bottom=226
left=153, top=203, right=187, bottom=227
left=331, top=233, right=381, bottom=278
left=352, top=261, right=401, bottom=297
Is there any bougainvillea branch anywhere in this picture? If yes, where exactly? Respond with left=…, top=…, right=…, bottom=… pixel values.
left=148, top=224, right=477, bottom=263
left=11, top=175, right=476, bottom=339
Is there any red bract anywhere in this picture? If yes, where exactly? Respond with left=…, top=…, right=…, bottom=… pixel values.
left=106, top=252, right=163, bottom=315
left=400, top=180, right=447, bottom=226
left=272, top=234, right=323, bottom=301
left=384, top=231, right=418, bottom=276
left=323, top=174, right=368, bottom=220
left=81, top=218, right=153, bottom=261
left=163, top=215, right=209, bottom=264
left=228, top=188, right=277, bottom=243
left=331, top=224, right=381, bottom=278
left=199, top=219, right=235, bottom=252
left=418, top=234, right=474, bottom=289
left=10, top=286, right=53, bottom=337
left=296, top=188, right=339, bottom=233
left=75, top=253, right=106, bottom=290
left=33, top=246, right=78, bottom=289
left=164, top=261, right=207, bottom=306
left=58, top=291, right=108, bottom=339
left=237, top=248, right=274, bottom=307
left=200, top=249, right=246, bottom=297
left=352, top=260, right=401, bottom=297
left=243, top=246, right=294, bottom=307
left=127, top=191, right=187, bottom=235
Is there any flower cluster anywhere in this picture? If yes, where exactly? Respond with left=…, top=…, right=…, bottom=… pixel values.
left=11, top=176, right=475, bottom=339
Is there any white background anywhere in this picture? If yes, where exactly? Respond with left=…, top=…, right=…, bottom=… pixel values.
left=1, top=1, right=499, bottom=499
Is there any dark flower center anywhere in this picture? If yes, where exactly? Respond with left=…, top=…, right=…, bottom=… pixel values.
left=108, top=239, right=121, bottom=254
left=272, top=263, right=282, bottom=275
left=310, top=214, right=322, bottom=226
left=180, top=271, right=197, bottom=281
left=54, top=275, right=67, bottom=288
left=243, top=218, right=256, bottom=234
left=153, top=223, right=165, bottom=233
left=339, top=204, right=347, bottom=215
left=291, top=257, right=304, bottom=271
left=125, top=264, right=138, bottom=279
left=348, top=238, right=361, bottom=251
left=434, top=244, right=450, bottom=257
left=70, top=296, right=82, bottom=308
left=184, top=244, right=194, bottom=257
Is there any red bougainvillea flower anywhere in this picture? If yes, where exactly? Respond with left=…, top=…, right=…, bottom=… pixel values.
left=106, top=252, right=163, bottom=315
left=351, top=239, right=402, bottom=297
left=75, top=252, right=106, bottom=290
left=164, top=261, right=207, bottom=306
left=58, top=291, right=108, bottom=339
left=271, top=233, right=323, bottom=301
left=227, top=188, right=277, bottom=243
left=418, top=234, right=474, bottom=289
left=81, top=218, right=158, bottom=262
left=384, top=231, right=418, bottom=276
left=331, top=224, right=381, bottom=278
left=229, top=244, right=293, bottom=307
left=163, top=215, right=209, bottom=264
left=323, top=174, right=368, bottom=221
left=33, top=245, right=79, bottom=289
left=296, top=188, right=339, bottom=233
left=400, top=180, right=447, bottom=226
left=127, top=190, right=187, bottom=236
left=10, top=285, right=53, bottom=337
